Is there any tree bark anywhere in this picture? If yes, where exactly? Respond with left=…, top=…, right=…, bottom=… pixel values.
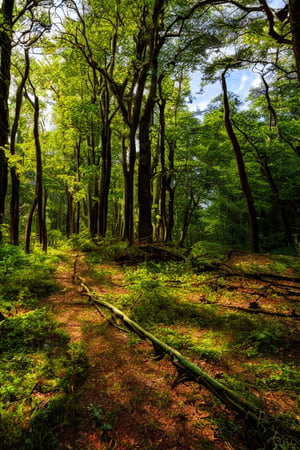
left=10, top=48, right=30, bottom=245
left=233, top=119, right=293, bottom=248
left=138, top=79, right=155, bottom=242
left=222, top=71, right=260, bottom=253
left=32, top=92, right=46, bottom=249
left=0, top=0, right=14, bottom=241
left=99, top=84, right=112, bottom=238
left=66, top=187, right=73, bottom=239
left=25, top=197, right=38, bottom=254
left=289, top=0, right=300, bottom=85
left=25, top=83, right=47, bottom=251
left=122, top=132, right=136, bottom=243
left=177, top=194, right=199, bottom=248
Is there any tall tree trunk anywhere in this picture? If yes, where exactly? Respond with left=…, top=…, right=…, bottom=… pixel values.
left=25, top=85, right=47, bottom=252
left=66, top=187, right=73, bottom=239
left=32, top=93, right=46, bottom=248
left=74, top=139, right=81, bottom=235
left=99, top=85, right=112, bottom=238
left=87, top=125, right=100, bottom=236
left=177, top=194, right=199, bottom=248
left=261, top=74, right=300, bottom=157
left=221, top=71, right=260, bottom=253
left=233, top=120, right=294, bottom=248
left=122, top=132, right=136, bottom=243
left=158, top=78, right=168, bottom=242
left=261, top=160, right=293, bottom=246
left=42, top=188, right=48, bottom=252
left=0, top=0, right=14, bottom=241
left=289, top=0, right=300, bottom=85
left=166, top=140, right=176, bottom=242
left=25, top=198, right=38, bottom=254
left=138, top=72, right=156, bottom=242
left=10, top=48, right=30, bottom=245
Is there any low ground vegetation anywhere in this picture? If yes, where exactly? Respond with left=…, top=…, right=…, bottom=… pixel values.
left=0, top=240, right=299, bottom=449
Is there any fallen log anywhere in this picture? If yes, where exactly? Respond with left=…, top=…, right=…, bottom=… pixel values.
left=75, top=274, right=300, bottom=448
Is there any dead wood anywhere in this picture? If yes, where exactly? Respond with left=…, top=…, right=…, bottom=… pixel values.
left=217, top=303, right=300, bottom=319
left=75, top=273, right=300, bottom=448
left=218, top=264, right=300, bottom=285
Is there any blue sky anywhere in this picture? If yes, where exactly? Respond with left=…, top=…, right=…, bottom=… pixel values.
left=188, top=0, right=286, bottom=113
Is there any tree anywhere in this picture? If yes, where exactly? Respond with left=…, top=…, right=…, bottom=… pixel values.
left=221, top=68, right=260, bottom=252
left=289, top=0, right=300, bottom=84
left=24, top=74, right=47, bottom=253
left=9, top=48, right=30, bottom=245
left=0, top=0, right=14, bottom=241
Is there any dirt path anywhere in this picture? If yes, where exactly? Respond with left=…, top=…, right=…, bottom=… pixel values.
left=48, top=252, right=236, bottom=450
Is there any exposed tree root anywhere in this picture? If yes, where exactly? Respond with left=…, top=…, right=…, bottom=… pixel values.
left=75, top=273, right=300, bottom=449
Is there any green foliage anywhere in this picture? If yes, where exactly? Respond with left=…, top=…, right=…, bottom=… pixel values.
left=0, top=245, right=58, bottom=310
left=243, top=362, right=300, bottom=394
left=189, top=241, right=229, bottom=271
left=47, top=229, right=65, bottom=248
left=270, top=255, right=300, bottom=276
left=22, top=395, right=79, bottom=450
left=68, top=232, right=97, bottom=252
left=232, top=319, right=286, bottom=357
left=0, top=244, right=88, bottom=449
left=0, top=309, right=69, bottom=355
left=87, top=403, right=112, bottom=438
left=190, top=241, right=229, bottom=259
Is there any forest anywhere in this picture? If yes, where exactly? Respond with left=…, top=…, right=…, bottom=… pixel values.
left=0, top=0, right=300, bottom=449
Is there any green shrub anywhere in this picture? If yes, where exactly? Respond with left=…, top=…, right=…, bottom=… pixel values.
left=68, top=231, right=96, bottom=252
left=0, top=309, right=69, bottom=355
left=0, top=245, right=58, bottom=310
left=21, top=395, right=76, bottom=449
left=233, top=320, right=286, bottom=356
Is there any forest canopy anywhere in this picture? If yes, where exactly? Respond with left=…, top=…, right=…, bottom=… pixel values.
left=1, top=0, right=300, bottom=253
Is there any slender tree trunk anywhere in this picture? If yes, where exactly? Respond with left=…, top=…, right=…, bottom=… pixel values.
left=177, top=195, right=199, bottom=248
left=74, top=140, right=81, bottom=235
left=66, top=187, right=73, bottom=239
left=10, top=48, right=30, bottom=245
left=262, top=160, right=293, bottom=246
left=87, top=128, right=100, bottom=236
left=10, top=168, right=20, bottom=245
left=289, top=0, right=300, bottom=85
left=122, top=132, right=136, bottom=243
left=32, top=93, right=46, bottom=248
left=158, top=79, right=168, bottom=242
left=99, top=132, right=111, bottom=237
left=25, top=88, right=47, bottom=252
left=222, top=71, right=260, bottom=253
left=166, top=141, right=176, bottom=242
left=99, top=86, right=112, bottom=238
left=0, top=0, right=14, bottom=241
left=25, top=198, right=38, bottom=254
left=233, top=120, right=293, bottom=247
left=261, top=74, right=300, bottom=157
left=42, top=188, right=48, bottom=252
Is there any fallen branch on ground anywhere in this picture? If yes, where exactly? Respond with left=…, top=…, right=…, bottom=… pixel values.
left=75, top=273, right=300, bottom=448
left=202, top=301, right=300, bottom=319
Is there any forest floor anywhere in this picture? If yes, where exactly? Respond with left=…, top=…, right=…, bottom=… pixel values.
left=46, top=249, right=300, bottom=450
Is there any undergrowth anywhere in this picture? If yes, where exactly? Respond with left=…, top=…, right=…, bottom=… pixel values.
left=0, top=244, right=88, bottom=449
left=104, top=253, right=300, bottom=443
